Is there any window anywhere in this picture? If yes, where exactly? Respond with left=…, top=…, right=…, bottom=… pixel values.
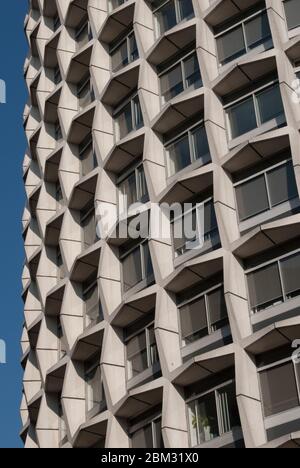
left=226, top=82, right=285, bottom=139
left=247, top=250, right=300, bottom=313
left=79, top=134, right=97, bottom=176
left=80, top=201, right=98, bottom=248
left=58, top=395, right=67, bottom=446
left=54, top=65, right=61, bottom=85
left=57, top=319, right=67, bottom=360
left=56, top=247, right=65, bottom=281
left=131, top=415, right=164, bottom=448
left=166, top=122, right=210, bottom=177
left=56, top=181, right=64, bottom=211
left=171, top=198, right=219, bottom=257
left=153, top=0, right=194, bottom=36
left=118, top=162, right=149, bottom=213
left=115, top=94, right=144, bottom=140
left=110, top=0, right=128, bottom=10
left=121, top=240, right=154, bottom=293
left=235, top=159, right=298, bottom=222
left=258, top=347, right=300, bottom=417
left=53, top=14, right=61, bottom=32
left=75, top=17, right=92, bottom=49
left=77, top=74, right=94, bottom=110
left=83, top=276, right=103, bottom=328
left=188, top=382, right=240, bottom=446
left=85, top=352, right=105, bottom=417
left=284, top=0, right=300, bottom=31
left=179, top=286, right=228, bottom=346
left=216, top=10, right=272, bottom=66
left=126, top=320, right=159, bottom=380
left=54, top=120, right=62, bottom=143
left=160, top=51, right=202, bottom=103
left=111, top=31, right=139, bottom=72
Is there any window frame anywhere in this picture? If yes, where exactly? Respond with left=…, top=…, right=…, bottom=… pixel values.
left=78, top=133, right=97, bottom=176
left=246, top=247, right=300, bottom=314
left=125, top=319, right=159, bottom=381
left=82, top=276, right=103, bottom=329
left=164, top=119, right=210, bottom=178
left=117, top=160, right=149, bottom=213
left=130, top=411, right=163, bottom=448
left=113, top=91, right=144, bottom=141
left=158, top=49, right=202, bottom=104
left=84, top=352, right=105, bottom=419
left=224, top=79, right=284, bottom=141
left=153, top=0, right=194, bottom=37
left=214, top=6, right=272, bottom=66
left=120, top=238, right=154, bottom=294
left=257, top=353, right=300, bottom=418
left=283, top=0, right=300, bottom=33
left=77, top=74, right=94, bottom=110
left=186, top=379, right=239, bottom=447
left=75, top=16, right=92, bottom=48
left=170, top=196, right=218, bottom=258
left=177, top=282, right=228, bottom=347
left=110, top=28, right=138, bottom=73
left=80, top=201, right=97, bottom=248
left=233, top=157, right=297, bottom=223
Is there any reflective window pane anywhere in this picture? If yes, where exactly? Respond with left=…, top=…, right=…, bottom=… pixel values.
left=267, top=161, right=298, bottom=208
left=123, top=247, right=143, bottom=292
left=207, top=288, right=228, bottom=331
left=160, top=64, right=184, bottom=102
left=167, top=134, right=191, bottom=176
left=247, top=262, right=283, bottom=311
left=189, top=393, right=219, bottom=446
left=217, top=26, right=246, bottom=65
left=217, top=383, right=240, bottom=434
left=178, top=0, right=194, bottom=22
left=192, top=125, right=210, bottom=164
left=184, top=53, right=201, bottom=90
left=132, top=424, right=153, bottom=448
left=227, top=97, right=257, bottom=139
left=284, top=0, right=300, bottom=31
left=179, top=296, right=208, bottom=343
left=111, top=40, right=128, bottom=72
left=280, top=252, right=300, bottom=299
left=245, top=12, right=271, bottom=50
left=117, top=102, right=133, bottom=139
left=256, top=85, right=284, bottom=124
left=156, top=1, right=177, bottom=34
left=260, top=362, right=299, bottom=416
left=236, top=175, right=269, bottom=221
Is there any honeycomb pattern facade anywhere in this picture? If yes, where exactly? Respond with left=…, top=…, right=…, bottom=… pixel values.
left=22, top=0, right=300, bottom=448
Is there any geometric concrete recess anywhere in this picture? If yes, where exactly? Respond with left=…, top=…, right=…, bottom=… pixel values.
left=22, top=0, right=300, bottom=448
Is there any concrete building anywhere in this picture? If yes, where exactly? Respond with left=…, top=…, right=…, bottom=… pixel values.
left=21, top=0, right=300, bottom=448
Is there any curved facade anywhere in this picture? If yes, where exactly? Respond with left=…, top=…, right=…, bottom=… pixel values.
left=22, top=0, right=300, bottom=448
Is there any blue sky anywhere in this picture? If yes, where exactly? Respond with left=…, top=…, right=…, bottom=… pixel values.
left=0, top=0, right=28, bottom=448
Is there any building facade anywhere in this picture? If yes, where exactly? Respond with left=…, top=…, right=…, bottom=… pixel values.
left=22, top=0, right=300, bottom=448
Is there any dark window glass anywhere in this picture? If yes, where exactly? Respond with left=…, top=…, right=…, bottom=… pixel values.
left=217, top=26, right=246, bottom=65
left=284, top=0, right=300, bottom=31
left=227, top=97, right=257, bottom=138
left=267, top=161, right=298, bottom=207
left=236, top=175, right=269, bottom=221
left=247, top=262, right=283, bottom=311
left=260, top=362, right=299, bottom=416
left=280, top=252, right=300, bottom=299
left=256, top=85, right=284, bottom=124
